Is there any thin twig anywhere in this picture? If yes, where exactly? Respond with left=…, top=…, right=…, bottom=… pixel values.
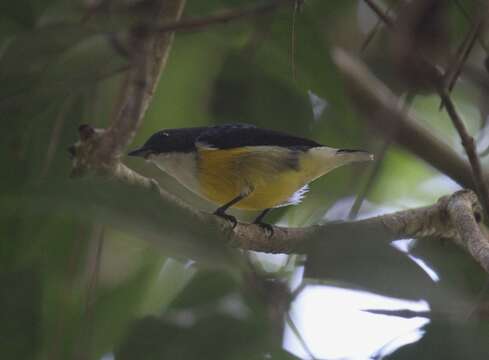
left=333, top=47, right=489, bottom=219
left=290, top=0, right=299, bottom=81
left=77, top=225, right=105, bottom=360
left=357, top=1, right=489, bottom=218
left=360, top=1, right=395, bottom=53
left=363, top=0, right=394, bottom=27
left=332, top=49, right=489, bottom=272
left=286, top=311, right=318, bottom=360
left=151, top=0, right=295, bottom=34
left=290, top=282, right=306, bottom=301
left=442, top=19, right=476, bottom=98
left=332, top=49, right=476, bottom=190
left=438, top=85, right=489, bottom=217
left=40, top=96, right=73, bottom=179
left=453, top=0, right=489, bottom=53
left=49, top=223, right=87, bottom=360
left=446, top=18, right=483, bottom=93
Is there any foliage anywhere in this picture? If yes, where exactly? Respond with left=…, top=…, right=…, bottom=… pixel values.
left=1, top=0, right=489, bottom=359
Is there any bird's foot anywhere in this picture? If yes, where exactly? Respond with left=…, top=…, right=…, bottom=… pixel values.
left=254, top=221, right=274, bottom=238
left=214, top=210, right=238, bottom=229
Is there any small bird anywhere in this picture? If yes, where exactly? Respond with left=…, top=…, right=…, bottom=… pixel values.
left=128, top=124, right=373, bottom=230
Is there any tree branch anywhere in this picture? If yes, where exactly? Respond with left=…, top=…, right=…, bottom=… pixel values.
left=355, top=1, right=489, bottom=218
left=68, top=151, right=489, bottom=272
left=363, top=0, right=393, bottom=27
left=70, top=0, right=186, bottom=178
left=332, top=48, right=478, bottom=190
left=447, top=190, right=489, bottom=273
left=446, top=18, right=483, bottom=93
left=66, top=1, right=489, bottom=275
left=438, top=85, right=489, bottom=218
left=150, top=0, right=295, bottom=34
left=213, top=190, right=489, bottom=274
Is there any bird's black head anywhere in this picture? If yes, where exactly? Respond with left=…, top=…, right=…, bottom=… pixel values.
left=128, top=127, right=208, bottom=158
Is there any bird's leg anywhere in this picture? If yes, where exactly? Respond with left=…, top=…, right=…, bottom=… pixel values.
left=213, top=193, right=247, bottom=228
left=253, top=208, right=274, bottom=237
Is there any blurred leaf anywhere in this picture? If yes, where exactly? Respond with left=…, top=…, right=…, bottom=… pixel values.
left=2, top=0, right=489, bottom=358
left=0, top=27, right=127, bottom=116
left=0, top=268, right=41, bottom=360
left=19, top=178, right=235, bottom=266
left=304, top=224, right=437, bottom=300
left=140, top=258, right=196, bottom=315
left=86, top=261, right=160, bottom=359
left=211, top=52, right=313, bottom=134
left=117, top=269, right=298, bottom=360
left=185, top=0, right=253, bottom=13
left=409, top=238, right=489, bottom=315
left=384, top=318, right=489, bottom=359
left=170, top=269, right=239, bottom=310
left=116, top=314, right=298, bottom=360
left=0, top=25, right=97, bottom=80
left=411, top=235, right=487, bottom=295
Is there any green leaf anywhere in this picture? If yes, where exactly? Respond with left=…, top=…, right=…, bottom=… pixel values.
left=20, top=178, right=235, bottom=266
left=304, top=224, right=437, bottom=300
left=0, top=268, right=41, bottom=360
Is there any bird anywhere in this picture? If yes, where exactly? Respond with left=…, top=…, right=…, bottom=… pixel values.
left=128, top=124, right=373, bottom=231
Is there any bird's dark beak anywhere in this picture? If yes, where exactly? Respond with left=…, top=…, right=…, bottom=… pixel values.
left=127, top=147, right=151, bottom=158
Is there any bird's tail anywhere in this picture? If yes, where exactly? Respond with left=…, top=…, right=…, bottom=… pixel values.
left=304, top=147, right=373, bottom=181
left=335, top=148, right=374, bottom=163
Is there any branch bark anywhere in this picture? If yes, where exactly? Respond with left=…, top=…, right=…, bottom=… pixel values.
left=70, top=0, right=186, bottom=178
left=68, top=161, right=489, bottom=272
left=447, top=191, right=489, bottom=273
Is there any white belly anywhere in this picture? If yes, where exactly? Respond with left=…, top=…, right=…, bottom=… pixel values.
left=149, top=152, right=201, bottom=195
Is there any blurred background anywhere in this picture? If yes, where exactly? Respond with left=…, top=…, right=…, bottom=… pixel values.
left=2, top=0, right=489, bottom=359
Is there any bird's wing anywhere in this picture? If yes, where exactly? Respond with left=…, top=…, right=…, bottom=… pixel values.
left=217, top=146, right=309, bottom=206
left=195, top=124, right=321, bottom=150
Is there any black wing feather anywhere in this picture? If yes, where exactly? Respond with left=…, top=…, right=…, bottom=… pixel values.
left=196, top=124, right=321, bottom=150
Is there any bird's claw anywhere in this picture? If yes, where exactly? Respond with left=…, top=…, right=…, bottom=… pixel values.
left=254, top=221, right=274, bottom=238
left=214, top=211, right=238, bottom=229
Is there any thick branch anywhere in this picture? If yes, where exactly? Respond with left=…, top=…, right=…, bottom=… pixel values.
left=105, top=1, right=186, bottom=157
left=447, top=191, right=489, bottom=273
left=70, top=0, right=186, bottom=178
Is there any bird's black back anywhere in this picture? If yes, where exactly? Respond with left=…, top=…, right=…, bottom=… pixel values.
left=133, top=124, right=322, bottom=155
left=196, top=124, right=322, bottom=151
left=138, top=127, right=208, bottom=153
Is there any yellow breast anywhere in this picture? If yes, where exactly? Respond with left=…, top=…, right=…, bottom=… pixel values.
left=197, top=146, right=325, bottom=210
